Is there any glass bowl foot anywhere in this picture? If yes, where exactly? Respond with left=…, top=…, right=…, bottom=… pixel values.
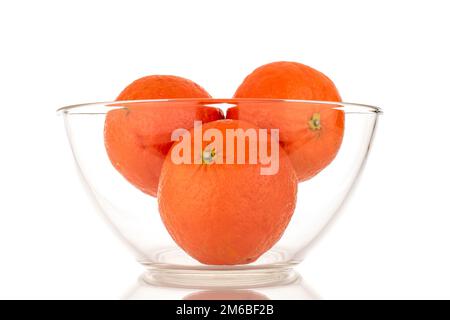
left=142, top=266, right=298, bottom=289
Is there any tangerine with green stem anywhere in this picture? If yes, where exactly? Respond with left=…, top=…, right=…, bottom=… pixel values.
left=229, top=61, right=344, bottom=181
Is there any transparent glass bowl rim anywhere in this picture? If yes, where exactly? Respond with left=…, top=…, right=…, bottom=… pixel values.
left=57, top=98, right=382, bottom=115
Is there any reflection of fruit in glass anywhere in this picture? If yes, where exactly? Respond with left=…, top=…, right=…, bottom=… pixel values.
left=158, top=119, right=297, bottom=265
left=230, top=61, right=344, bottom=181
left=104, top=75, right=222, bottom=196
left=184, top=290, right=269, bottom=300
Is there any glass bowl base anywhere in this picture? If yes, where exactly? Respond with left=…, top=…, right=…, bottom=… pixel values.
left=142, top=266, right=299, bottom=289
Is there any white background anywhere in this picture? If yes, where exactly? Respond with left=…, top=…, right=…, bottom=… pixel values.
left=1, top=0, right=449, bottom=299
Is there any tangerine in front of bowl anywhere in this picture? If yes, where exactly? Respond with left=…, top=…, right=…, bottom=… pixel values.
left=158, top=119, right=298, bottom=265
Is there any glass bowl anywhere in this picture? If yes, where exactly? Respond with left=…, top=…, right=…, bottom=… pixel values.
left=58, top=99, right=381, bottom=288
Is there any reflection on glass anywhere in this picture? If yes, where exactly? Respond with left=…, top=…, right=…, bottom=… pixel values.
left=124, top=271, right=320, bottom=300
